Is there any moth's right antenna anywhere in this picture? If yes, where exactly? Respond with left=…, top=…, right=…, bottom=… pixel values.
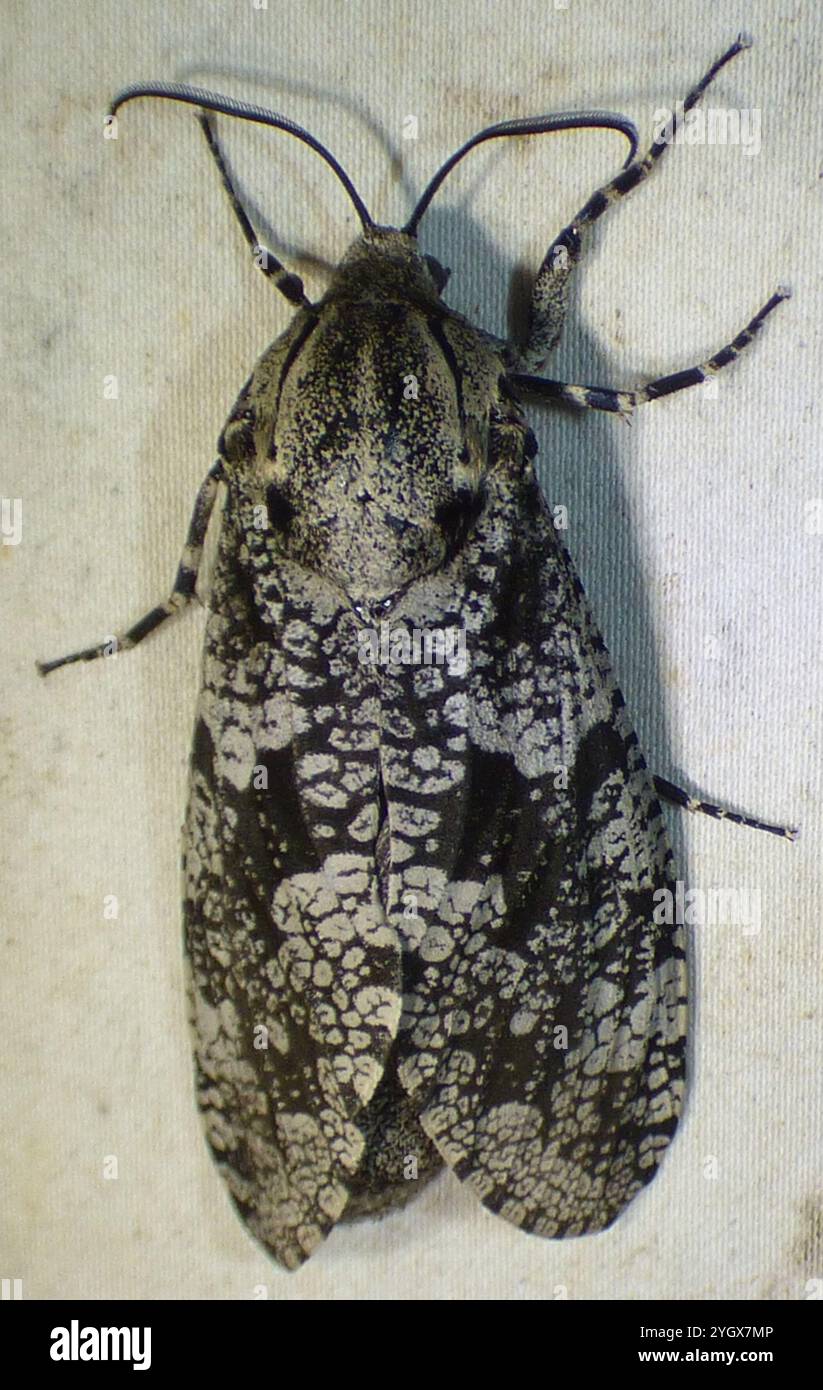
left=404, top=110, right=639, bottom=235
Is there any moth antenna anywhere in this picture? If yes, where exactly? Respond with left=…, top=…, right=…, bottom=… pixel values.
left=403, top=110, right=639, bottom=234
left=109, top=83, right=374, bottom=231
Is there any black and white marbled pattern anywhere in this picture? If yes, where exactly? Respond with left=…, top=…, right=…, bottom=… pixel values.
left=182, top=228, right=686, bottom=1269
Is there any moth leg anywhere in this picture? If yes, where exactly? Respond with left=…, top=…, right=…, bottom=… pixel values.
left=197, top=112, right=311, bottom=309
left=36, top=461, right=223, bottom=677
left=521, top=33, right=751, bottom=371
left=510, top=287, right=789, bottom=416
left=653, top=775, right=797, bottom=841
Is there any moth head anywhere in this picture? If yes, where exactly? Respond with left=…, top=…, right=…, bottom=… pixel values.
left=327, top=226, right=449, bottom=305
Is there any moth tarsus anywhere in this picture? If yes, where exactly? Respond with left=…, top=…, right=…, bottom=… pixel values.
left=652, top=777, right=798, bottom=842
left=40, top=36, right=793, bottom=1270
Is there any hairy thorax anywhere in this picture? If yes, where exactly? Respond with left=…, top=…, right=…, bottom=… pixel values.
left=220, top=229, right=510, bottom=614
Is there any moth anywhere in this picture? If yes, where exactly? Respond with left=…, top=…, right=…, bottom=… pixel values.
left=40, top=35, right=793, bottom=1270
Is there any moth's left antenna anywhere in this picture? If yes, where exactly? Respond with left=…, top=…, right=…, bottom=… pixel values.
left=109, top=83, right=374, bottom=231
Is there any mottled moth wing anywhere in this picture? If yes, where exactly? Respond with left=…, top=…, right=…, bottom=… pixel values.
left=182, top=307, right=686, bottom=1268
left=184, top=484, right=412, bottom=1270
left=385, top=417, right=687, bottom=1236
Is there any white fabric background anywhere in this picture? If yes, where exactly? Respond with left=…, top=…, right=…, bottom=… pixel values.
left=3, top=0, right=821, bottom=1300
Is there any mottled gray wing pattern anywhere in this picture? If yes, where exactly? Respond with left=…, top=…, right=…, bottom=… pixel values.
left=183, top=480, right=446, bottom=1269
left=183, top=410, right=685, bottom=1268
left=184, top=487, right=393, bottom=1269
left=382, top=418, right=686, bottom=1236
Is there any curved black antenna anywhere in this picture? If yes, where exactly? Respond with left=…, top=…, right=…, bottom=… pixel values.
left=109, top=83, right=374, bottom=230
left=403, top=110, right=639, bottom=235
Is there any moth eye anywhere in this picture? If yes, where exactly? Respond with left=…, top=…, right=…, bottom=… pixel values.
left=523, top=428, right=539, bottom=460
left=423, top=253, right=451, bottom=294
left=266, top=483, right=295, bottom=533
left=435, top=485, right=484, bottom=554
